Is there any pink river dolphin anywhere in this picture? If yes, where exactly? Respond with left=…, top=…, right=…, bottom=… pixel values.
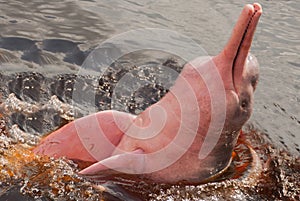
left=34, top=3, right=262, bottom=183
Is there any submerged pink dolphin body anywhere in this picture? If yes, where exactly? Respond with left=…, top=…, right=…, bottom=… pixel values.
left=34, top=4, right=262, bottom=183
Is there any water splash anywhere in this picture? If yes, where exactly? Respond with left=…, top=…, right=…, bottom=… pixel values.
left=0, top=113, right=105, bottom=200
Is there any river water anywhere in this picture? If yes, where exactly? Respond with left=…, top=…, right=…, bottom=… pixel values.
left=0, top=0, right=299, bottom=200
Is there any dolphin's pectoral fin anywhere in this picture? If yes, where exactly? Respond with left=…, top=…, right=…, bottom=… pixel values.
left=79, top=149, right=145, bottom=175
left=34, top=110, right=136, bottom=162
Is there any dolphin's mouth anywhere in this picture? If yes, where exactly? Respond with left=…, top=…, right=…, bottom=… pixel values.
left=231, top=4, right=262, bottom=92
left=232, top=10, right=258, bottom=83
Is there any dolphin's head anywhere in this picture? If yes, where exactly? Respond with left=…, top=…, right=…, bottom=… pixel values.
left=166, top=3, right=263, bottom=181
left=214, top=3, right=262, bottom=132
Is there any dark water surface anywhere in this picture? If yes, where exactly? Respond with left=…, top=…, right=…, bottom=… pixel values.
left=0, top=0, right=299, bottom=200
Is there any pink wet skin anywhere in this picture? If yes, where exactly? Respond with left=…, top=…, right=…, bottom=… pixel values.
left=34, top=3, right=262, bottom=183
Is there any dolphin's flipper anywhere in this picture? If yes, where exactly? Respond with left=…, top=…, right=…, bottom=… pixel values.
left=34, top=110, right=136, bottom=162
left=79, top=149, right=145, bottom=175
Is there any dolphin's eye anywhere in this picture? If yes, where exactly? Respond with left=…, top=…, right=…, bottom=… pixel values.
left=239, top=92, right=250, bottom=110
left=241, top=99, right=249, bottom=109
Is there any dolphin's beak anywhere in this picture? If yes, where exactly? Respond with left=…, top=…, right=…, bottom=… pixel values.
left=221, top=3, right=262, bottom=92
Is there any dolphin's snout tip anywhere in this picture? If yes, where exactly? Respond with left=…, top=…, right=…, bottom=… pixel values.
left=244, top=3, right=262, bottom=15
left=253, top=3, right=262, bottom=12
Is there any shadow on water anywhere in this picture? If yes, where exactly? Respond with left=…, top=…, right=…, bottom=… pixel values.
left=0, top=0, right=299, bottom=200
left=0, top=37, right=88, bottom=66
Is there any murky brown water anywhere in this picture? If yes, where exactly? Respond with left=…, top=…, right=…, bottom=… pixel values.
left=0, top=0, right=299, bottom=200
